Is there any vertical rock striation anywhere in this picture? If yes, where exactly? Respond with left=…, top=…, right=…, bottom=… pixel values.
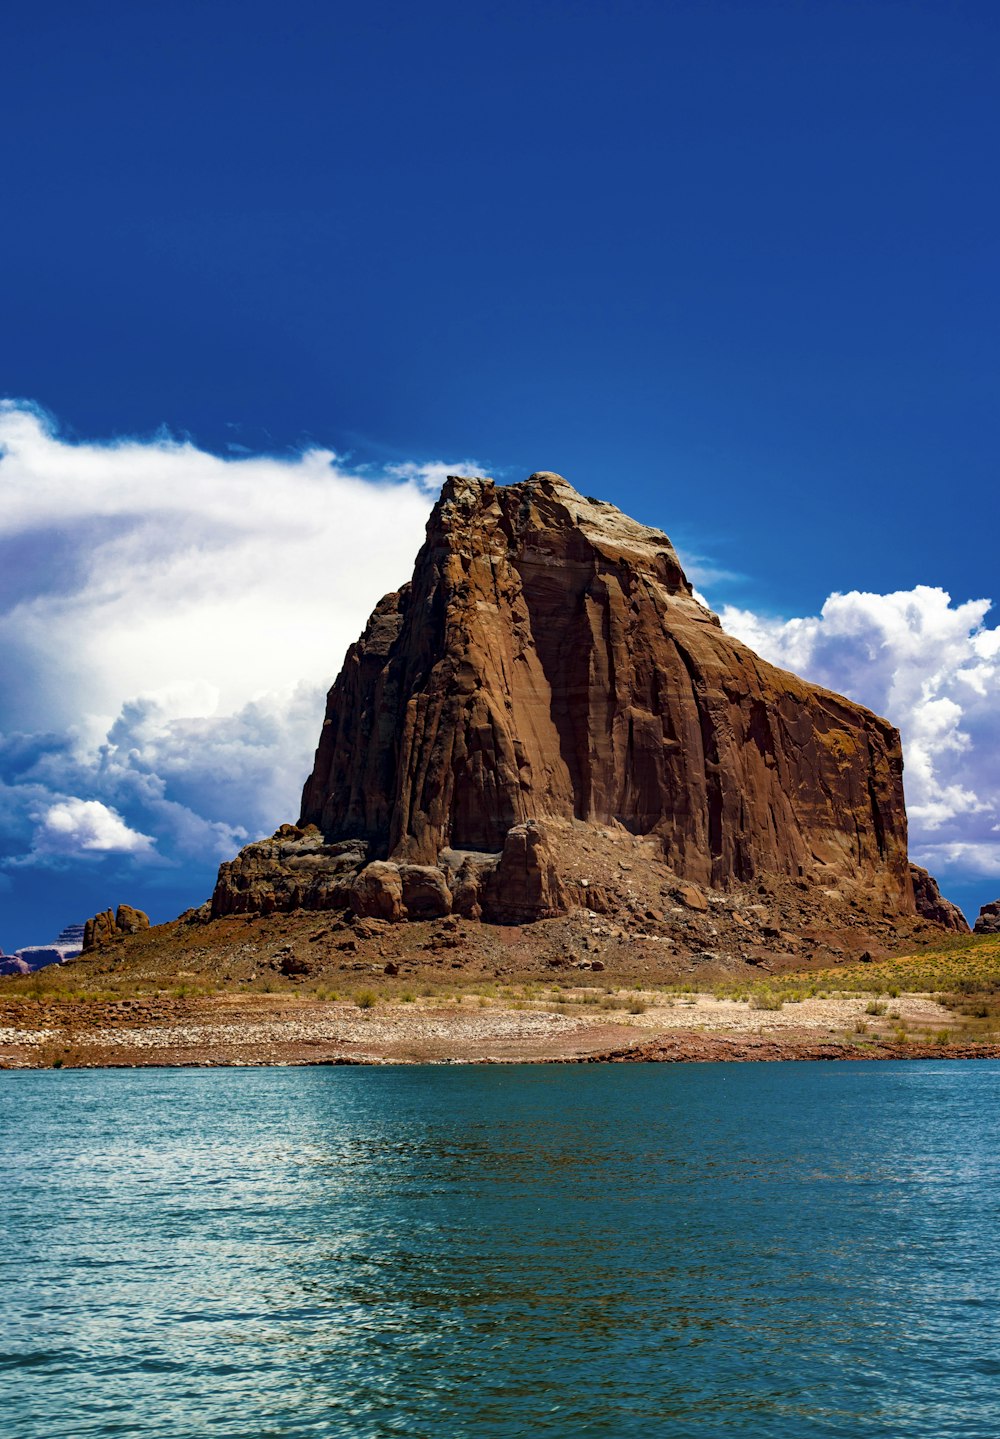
left=298, top=472, right=913, bottom=913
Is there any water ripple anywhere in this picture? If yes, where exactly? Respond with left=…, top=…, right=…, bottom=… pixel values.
left=2, top=1062, right=1000, bottom=1437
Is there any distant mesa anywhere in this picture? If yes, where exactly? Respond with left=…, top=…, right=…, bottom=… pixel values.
left=15, top=946, right=71, bottom=970
left=208, top=471, right=967, bottom=940
left=0, top=955, right=32, bottom=977
left=0, top=921, right=86, bottom=975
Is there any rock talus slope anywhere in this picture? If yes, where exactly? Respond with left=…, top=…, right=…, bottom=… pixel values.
left=293, top=474, right=911, bottom=902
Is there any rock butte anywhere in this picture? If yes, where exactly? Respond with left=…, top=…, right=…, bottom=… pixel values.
left=204, top=471, right=967, bottom=939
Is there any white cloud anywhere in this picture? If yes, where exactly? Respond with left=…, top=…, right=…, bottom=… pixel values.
left=721, top=586, right=1000, bottom=880
left=31, top=798, right=154, bottom=858
left=0, top=401, right=460, bottom=731
left=0, top=402, right=478, bottom=882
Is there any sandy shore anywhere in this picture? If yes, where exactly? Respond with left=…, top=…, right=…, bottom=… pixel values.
left=2, top=988, right=998, bottom=1068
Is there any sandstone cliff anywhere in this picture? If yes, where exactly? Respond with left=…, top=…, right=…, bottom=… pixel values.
left=295, top=474, right=909, bottom=895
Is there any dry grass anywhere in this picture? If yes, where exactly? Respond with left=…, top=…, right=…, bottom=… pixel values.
left=799, top=934, right=1000, bottom=996
left=782, top=933, right=1000, bottom=1044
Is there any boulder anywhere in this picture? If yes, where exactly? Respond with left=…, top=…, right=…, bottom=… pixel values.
left=399, top=864, right=452, bottom=920
left=115, top=904, right=150, bottom=935
left=278, top=954, right=311, bottom=977
left=83, top=909, right=117, bottom=951
left=674, top=883, right=708, bottom=912
left=444, top=853, right=498, bottom=921
left=350, top=862, right=404, bottom=922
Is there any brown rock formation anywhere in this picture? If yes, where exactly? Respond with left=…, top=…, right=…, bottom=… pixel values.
left=83, top=910, right=117, bottom=951
left=298, top=472, right=913, bottom=912
left=83, top=904, right=151, bottom=951
left=974, top=900, right=1000, bottom=935
left=399, top=865, right=453, bottom=920
left=349, top=861, right=405, bottom=922
left=482, top=821, right=568, bottom=924
left=908, top=865, right=970, bottom=933
left=212, top=825, right=367, bottom=918
left=116, top=904, right=150, bottom=935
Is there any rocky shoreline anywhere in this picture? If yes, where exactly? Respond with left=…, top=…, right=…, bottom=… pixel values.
left=3, top=989, right=997, bottom=1070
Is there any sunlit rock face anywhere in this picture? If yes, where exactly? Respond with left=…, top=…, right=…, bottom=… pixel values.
left=82, top=905, right=150, bottom=952
left=298, top=472, right=914, bottom=914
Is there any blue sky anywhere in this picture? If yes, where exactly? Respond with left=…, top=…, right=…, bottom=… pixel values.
left=2, top=0, right=998, bottom=945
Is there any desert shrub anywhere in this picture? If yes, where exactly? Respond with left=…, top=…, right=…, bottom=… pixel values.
left=749, top=990, right=782, bottom=1011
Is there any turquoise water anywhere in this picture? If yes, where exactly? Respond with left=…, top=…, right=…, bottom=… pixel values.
left=2, top=1063, right=1000, bottom=1438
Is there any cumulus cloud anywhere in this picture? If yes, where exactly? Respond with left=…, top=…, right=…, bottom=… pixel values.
left=0, top=402, right=478, bottom=898
left=30, top=799, right=154, bottom=859
left=0, top=401, right=460, bottom=731
left=721, top=586, right=1000, bottom=880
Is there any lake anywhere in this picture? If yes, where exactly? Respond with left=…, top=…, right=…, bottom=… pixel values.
left=2, top=1062, right=1000, bottom=1437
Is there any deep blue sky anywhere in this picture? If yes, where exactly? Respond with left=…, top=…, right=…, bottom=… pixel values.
left=4, top=0, right=997, bottom=612
left=2, top=0, right=999, bottom=943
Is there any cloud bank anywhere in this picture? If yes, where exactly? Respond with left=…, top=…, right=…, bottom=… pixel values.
left=0, top=402, right=457, bottom=924
left=722, top=587, right=1000, bottom=882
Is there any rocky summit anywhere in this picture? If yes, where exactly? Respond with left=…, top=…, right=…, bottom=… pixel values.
left=212, top=472, right=964, bottom=945
left=82, top=904, right=151, bottom=952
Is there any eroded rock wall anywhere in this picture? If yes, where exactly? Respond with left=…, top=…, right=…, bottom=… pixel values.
left=299, top=473, right=913, bottom=912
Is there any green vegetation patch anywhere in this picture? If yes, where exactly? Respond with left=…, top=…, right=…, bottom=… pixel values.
left=790, top=934, right=1000, bottom=1000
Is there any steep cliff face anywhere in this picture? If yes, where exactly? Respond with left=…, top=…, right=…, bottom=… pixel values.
left=298, top=472, right=913, bottom=912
